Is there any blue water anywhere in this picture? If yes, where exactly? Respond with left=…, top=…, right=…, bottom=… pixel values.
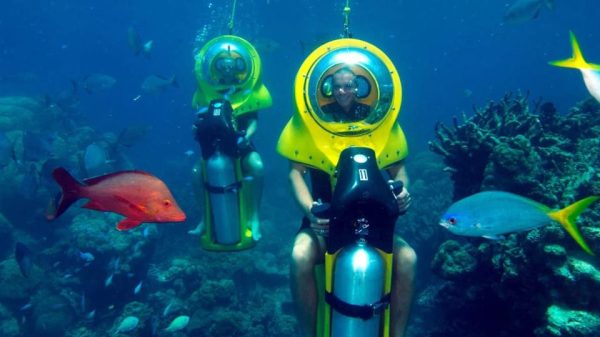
left=1, top=1, right=599, bottom=336
left=2, top=1, right=599, bottom=162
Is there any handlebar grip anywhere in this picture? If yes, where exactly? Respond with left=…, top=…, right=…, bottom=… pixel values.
left=389, top=180, right=404, bottom=195
left=311, top=202, right=331, bottom=219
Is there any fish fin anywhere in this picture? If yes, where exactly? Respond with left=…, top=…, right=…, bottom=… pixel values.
left=46, top=167, right=84, bottom=220
left=548, top=196, right=599, bottom=255
left=170, top=75, right=179, bottom=88
left=70, top=79, right=79, bottom=95
left=482, top=235, right=504, bottom=240
left=116, top=218, right=143, bottom=231
left=113, top=195, right=148, bottom=214
left=83, top=170, right=153, bottom=185
left=549, top=32, right=600, bottom=71
left=82, top=199, right=108, bottom=212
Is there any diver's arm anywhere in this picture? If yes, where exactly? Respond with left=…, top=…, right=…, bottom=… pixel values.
left=288, top=162, right=329, bottom=226
left=244, top=117, right=258, bottom=139
left=387, top=161, right=411, bottom=213
left=387, top=161, right=409, bottom=188
left=289, top=162, right=314, bottom=216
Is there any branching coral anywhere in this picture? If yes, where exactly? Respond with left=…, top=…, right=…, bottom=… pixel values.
left=426, top=95, right=600, bottom=337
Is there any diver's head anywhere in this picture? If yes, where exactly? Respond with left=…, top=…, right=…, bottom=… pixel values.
left=212, top=51, right=247, bottom=85
left=332, top=67, right=358, bottom=111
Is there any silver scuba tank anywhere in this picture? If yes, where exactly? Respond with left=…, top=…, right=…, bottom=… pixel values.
left=331, top=239, right=385, bottom=337
left=205, top=148, right=241, bottom=244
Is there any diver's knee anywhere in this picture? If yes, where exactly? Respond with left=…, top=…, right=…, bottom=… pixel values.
left=291, top=233, right=319, bottom=271
left=395, top=245, right=417, bottom=273
left=243, top=152, right=263, bottom=175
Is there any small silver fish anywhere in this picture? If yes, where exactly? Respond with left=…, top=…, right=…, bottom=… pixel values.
left=81, top=74, right=116, bottom=93
left=133, top=281, right=143, bottom=295
left=105, top=273, right=114, bottom=287
left=127, top=27, right=153, bottom=57
left=141, top=75, right=178, bottom=94
left=162, top=301, right=181, bottom=317
left=85, top=310, right=96, bottom=320
left=503, top=0, right=554, bottom=24
left=115, top=316, right=139, bottom=333
left=165, top=315, right=190, bottom=332
left=79, top=251, right=95, bottom=263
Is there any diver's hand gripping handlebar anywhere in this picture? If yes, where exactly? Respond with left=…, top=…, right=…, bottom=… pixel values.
left=389, top=180, right=408, bottom=216
left=310, top=179, right=407, bottom=220
left=389, top=180, right=404, bottom=197
left=310, top=199, right=331, bottom=220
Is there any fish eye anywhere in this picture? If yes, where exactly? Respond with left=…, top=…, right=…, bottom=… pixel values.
left=448, top=217, right=456, bottom=225
left=163, top=200, right=171, bottom=207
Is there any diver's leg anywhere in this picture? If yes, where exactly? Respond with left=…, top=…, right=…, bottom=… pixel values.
left=290, top=230, right=325, bottom=337
left=390, top=238, right=417, bottom=337
left=190, top=159, right=205, bottom=234
left=241, top=151, right=264, bottom=240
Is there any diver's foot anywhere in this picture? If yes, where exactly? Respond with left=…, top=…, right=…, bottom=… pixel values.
left=188, top=221, right=204, bottom=235
left=249, top=219, right=261, bottom=241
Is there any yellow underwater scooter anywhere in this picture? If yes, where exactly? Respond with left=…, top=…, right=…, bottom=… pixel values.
left=277, top=30, right=408, bottom=337
left=192, top=33, right=272, bottom=251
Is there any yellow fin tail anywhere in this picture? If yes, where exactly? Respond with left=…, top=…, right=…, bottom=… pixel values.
left=548, top=196, right=599, bottom=255
left=549, top=31, right=600, bottom=71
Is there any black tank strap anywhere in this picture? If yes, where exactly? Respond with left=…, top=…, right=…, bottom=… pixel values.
left=204, top=181, right=242, bottom=194
left=325, top=291, right=391, bottom=320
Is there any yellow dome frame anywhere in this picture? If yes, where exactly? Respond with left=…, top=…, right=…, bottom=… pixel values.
left=192, top=35, right=272, bottom=117
left=277, top=38, right=408, bottom=173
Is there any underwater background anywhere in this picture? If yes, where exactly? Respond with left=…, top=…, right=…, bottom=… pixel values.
left=1, top=0, right=600, bottom=336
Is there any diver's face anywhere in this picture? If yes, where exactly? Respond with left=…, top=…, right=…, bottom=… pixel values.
left=332, top=72, right=357, bottom=110
left=217, top=57, right=237, bottom=84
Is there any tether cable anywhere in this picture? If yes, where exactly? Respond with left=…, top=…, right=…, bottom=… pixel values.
left=343, top=0, right=352, bottom=38
left=228, top=0, right=238, bottom=34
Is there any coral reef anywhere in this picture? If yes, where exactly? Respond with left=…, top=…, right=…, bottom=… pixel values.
left=430, top=94, right=600, bottom=202
left=0, top=258, right=42, bottom=303
left=0, top=92, right=301, bottom=337
left=0, top=304, right=19, bottom=337
left=425, top=95, right=600, bottom=337
left=536, top=305, right=600, bottom=337
left=0, top=213, right=14, bottom=258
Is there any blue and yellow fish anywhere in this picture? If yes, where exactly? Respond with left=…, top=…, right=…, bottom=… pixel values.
left=439, top=191, right=599, bottom=255
left=550, top=31, right=600, bottom=103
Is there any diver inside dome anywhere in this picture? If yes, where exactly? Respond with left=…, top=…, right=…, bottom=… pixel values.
left=320, top=66, right=370, bottom=123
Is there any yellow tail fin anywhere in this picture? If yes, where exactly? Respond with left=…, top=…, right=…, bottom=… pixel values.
left=548, top=196, right=599, bottom=256
left=549, top=31, right=600, bottom=71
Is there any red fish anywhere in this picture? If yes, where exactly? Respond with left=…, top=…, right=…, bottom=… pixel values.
left=47, top=167, right=186, bottom=231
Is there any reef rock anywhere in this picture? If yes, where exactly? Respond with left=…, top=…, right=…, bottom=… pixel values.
left=535, top=305, right=600, bottom=337
left=0, top=303, right=19, bottom=337
left=0, top=213, right=14, bottom=258
left=0, top=258, right=42, bottom=302
left=431, top=240, right=478, bottom=281
left=427, top=95, right=600, bottom=337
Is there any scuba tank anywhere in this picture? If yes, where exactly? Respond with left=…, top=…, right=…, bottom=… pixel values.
left=195, top=99, right=242, bottom=245
left=314, top=147, right=403, bottom=337
left=331, top=239, right=385, bottom=337
left=205, top=148, right=240, bottom=244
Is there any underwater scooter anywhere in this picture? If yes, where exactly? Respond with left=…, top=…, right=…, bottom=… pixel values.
left=194, top=98, right=255, bottom=251
left=312, top=146, right=404, bottom=337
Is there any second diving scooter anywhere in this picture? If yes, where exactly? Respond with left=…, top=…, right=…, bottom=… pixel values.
left=194, top=98, right=255, bottom=251
left=312, top=147, right=403, bottom=337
